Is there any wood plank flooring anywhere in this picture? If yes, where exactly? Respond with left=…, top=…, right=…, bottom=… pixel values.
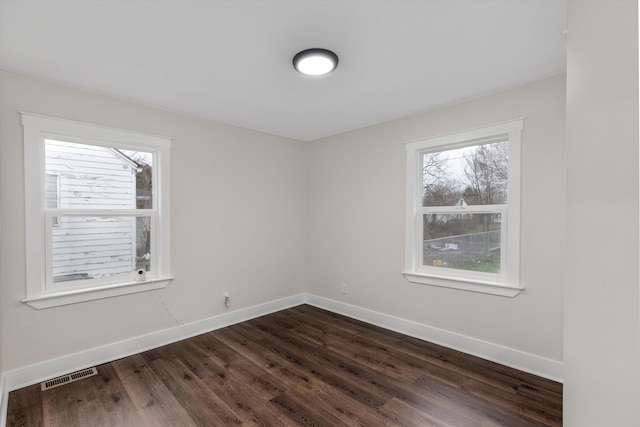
left=6, top=305, right=562, bottom=426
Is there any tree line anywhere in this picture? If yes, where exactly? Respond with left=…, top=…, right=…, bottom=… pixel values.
left=422, top=140, right=508, bottom=207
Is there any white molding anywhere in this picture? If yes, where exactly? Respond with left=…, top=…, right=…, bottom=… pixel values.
left=3, top=293, right=305, bottom=393
left=304, top=294, right=563, bottom=383
left=23, top=277, right=173, bottom=309
left=402, top=272, right=523, bottom=297
left=20, top=112, right=173, bottom=147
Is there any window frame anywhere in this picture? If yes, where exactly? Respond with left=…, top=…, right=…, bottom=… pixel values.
left=22, top=113, right=173, bottom=309
left=403, top=119, right=524, bottom=297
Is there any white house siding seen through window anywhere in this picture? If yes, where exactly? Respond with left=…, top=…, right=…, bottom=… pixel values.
left=45, top=139, right=152, bottom=284
left=404, top=119, right=523, bottom=297
left=45, top=173, right=59, bottom=225
left=45, top=173, right=58, bottom=209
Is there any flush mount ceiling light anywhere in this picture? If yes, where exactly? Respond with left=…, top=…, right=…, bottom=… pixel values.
left=293, top=48, right=339, bottom=76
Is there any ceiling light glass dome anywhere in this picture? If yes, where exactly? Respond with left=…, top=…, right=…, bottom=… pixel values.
left=293, top=48, right=338, bottom=76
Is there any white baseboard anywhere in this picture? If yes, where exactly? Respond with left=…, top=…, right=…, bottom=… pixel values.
left=3, top=293, right=306, bottom=393
left=304, top=294, right=563, bottom=383
left=1, top=290, right=562, bottom=408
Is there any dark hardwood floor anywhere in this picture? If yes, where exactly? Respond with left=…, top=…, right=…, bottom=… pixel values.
left=6, top=305, right=562, bottom=426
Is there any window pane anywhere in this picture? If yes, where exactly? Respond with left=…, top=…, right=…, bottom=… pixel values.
left=423, top=212, right=501, bottom=273
left=51, top=215, right=152, bottom=284
left=45, top=174, right=58, bottom=209
left=422, top=139, right=508, bottom=207
left=44, top=139, right=153, bottom=210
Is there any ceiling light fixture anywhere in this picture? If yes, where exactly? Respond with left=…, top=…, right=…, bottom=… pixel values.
left=293, top=48, right=338, bottom=76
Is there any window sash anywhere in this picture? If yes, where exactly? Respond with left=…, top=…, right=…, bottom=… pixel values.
left=43, top=211, right=157, bottom=292
left=416, top=205, right=507, bottom=282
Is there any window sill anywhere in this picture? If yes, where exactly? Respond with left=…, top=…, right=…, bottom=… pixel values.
left=402, top=271, right=522, bottom=297
left=23, top=276, right=174, bottom=309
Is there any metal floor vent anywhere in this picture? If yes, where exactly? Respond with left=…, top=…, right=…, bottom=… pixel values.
left=41, top=367, right=98, bottom=391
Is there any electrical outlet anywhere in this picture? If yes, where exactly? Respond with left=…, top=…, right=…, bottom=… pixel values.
left=341, top=283, right=348, bottom=294
left=224, top=291, right=231, bottom=308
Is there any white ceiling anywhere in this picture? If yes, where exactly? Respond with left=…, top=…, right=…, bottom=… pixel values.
left=0, top=0, right=567, bottom=142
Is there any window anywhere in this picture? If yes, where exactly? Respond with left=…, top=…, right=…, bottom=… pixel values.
left=404, top=119, right=523, bottom=296
left=22, top=113, right=173, bottom=308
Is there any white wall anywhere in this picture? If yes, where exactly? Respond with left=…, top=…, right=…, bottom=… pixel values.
left=0, top=70, right=308, bottom=372
left=307, top=75, right=566, bottom=365
left=564, top=1, right=640, bottom=425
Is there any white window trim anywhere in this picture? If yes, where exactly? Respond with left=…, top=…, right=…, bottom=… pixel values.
left=22, top=112, right=173, bottom=309
left=403, top=118, right=524, bottom=297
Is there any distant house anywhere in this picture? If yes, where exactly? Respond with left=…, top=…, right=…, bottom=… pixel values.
left=45, top=139, right=142, bottom=282
left=430, top=196, right=469, bottom=224
left=454, top=197, right=467, bottom=208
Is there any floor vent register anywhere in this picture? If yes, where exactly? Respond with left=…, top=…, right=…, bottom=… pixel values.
left=41, top=367, right=98, bottom=391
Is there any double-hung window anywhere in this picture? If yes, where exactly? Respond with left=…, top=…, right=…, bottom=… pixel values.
left=404, top=119, right=524, bottom=297
left=22, top=113, right=173, bottom=309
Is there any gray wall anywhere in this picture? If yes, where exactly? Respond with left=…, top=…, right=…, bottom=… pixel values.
left=0, top=70, right=308, bottom=371
left=0, top=71, right=567, bottom=373
left=307, top=75, right=566, bottom=363
left=564, top=1, right=639, bottom=425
